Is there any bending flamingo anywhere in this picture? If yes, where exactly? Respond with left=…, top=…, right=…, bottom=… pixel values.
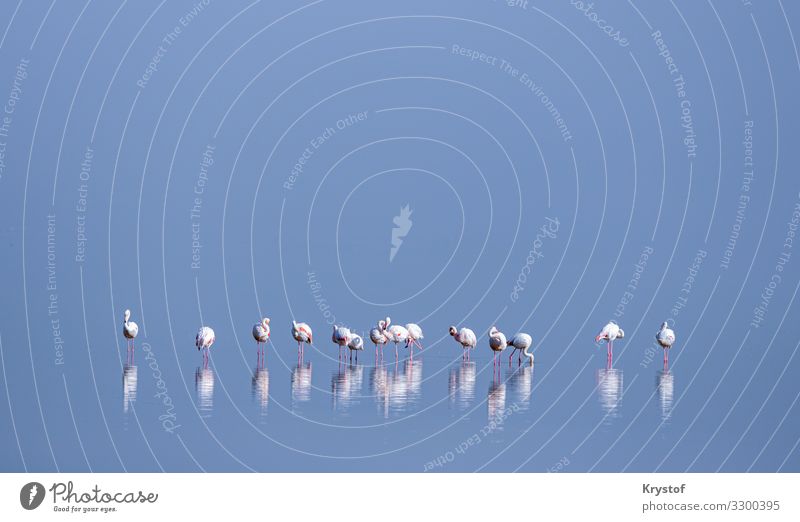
left=507, top=332, right=534, bottom=367
left=292, top=320, right=313, bottom=360
left=595, top=321, right=624, bottom=360
left=196, top=326, right=216, bottom=367
left=488, top=326, right=507, bottom=367
left=449, top=326, right=477, bottom=360
left=369, top=320, right=389, bottom=359
left=122, top=309, right=139, bottom=364
left=655, top=321, right=676, bottom=368
left=383, top=317, right=409, bottom=359
left=405, top=323, right=424, bottom=356
left=332, top=325, right=351, bottom=360
left=252, top=317, right=270, bottom=365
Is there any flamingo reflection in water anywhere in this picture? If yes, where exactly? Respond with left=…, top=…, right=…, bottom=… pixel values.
left=251, top=365, right=269, bottom=417
left=292, top=363, right=312, bottom=404
left=596, top=365, right=623, bottom=425
left=656, top=370, right=674, bottom=422
left=449, top=360, right=477, bottom=409
left=508, top=365, right=534, bottom=411
left=488, top=373, right=507, bottom=421
left=195, top=366, right=214, bottom=416
left=332, top=361, right=364, bottom=410
left=122, top=364, right=138, bottom=414
left=371, top=359, right=423, bottom=418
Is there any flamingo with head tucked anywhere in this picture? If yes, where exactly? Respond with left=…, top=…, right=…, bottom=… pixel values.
left=383, top=317, right=409, bottom=360
left=347, top=332, right=364, bottom=362
left=507, top=332, right=534, bottom=367
left=370, top=320, right=389, bottom=359
left=252, top=317, right=270, bottom=366
left=656, top=321, right=675, bottom=368
left=332, top=325, right=351, bottom=360
left=595, top=321, right=624, bottom=361
left=488, top=326, right=507, bottom=367
left=449, top=326, right=477, bottom=360
left=196, top=326, right=216, bottom=367
left=291, top=320, right=313, bottom=360
left=122, top=309, right=139, bottom=364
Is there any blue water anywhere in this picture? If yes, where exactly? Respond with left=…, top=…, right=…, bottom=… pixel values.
left=1, top=0, right=800, bottom=472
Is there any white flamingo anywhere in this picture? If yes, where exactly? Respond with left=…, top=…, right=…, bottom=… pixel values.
left=488, top=326, right=507, bottom=367
left=252, top=317, right=270, bottom=366
left=122, top=309, right=139, bottom=364
left=291, top=320, right=313, bottom=360
left=332, top=325, right=351, bottom=359
left=369, top=320, right=389, bottom=358
left=196, top=326, right=215, bottom=367
left=347, top=332, right=365, bottom=362
left=383, top=317, right=409, bottom=359
left=595, top=321, right=624, bottom=360
left=405, top=323, right=424, bottom=355
left=656, top=321, right=676, bottom=368
left=507, top=332, right=534, bottom=367
left=449, top=326, right=477, bottom=360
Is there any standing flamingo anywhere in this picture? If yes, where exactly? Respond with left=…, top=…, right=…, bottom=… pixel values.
left=507, top=332, right=534, bottom=366
left=488, top=326, right=507, bottom=367
left=291, top=320, right=313, bottom=360
left=347, top=332, right=365, bottom=362
left=332, top=325, right=351, bottom=359
left=383, top=317, right=409, bottom=360
left=449, top=326, right=477, bottom=360
left=122, top=309, right=139, bottom=365
left=405, top=323, right=424, bottom=356
left=196, top=326, right=216, bottom=367
left=252, top=317, right=270, bottom=366
left=370, top=320, right=389, bottom=359
left=655, top=321, right=676, bottom=368
left=595, top=321, right=624, bottom=361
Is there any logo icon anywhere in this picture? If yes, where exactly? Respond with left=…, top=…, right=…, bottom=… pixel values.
left=390, top=204, right=413, bottom=262
left=20, top=482, right=45, bottom=510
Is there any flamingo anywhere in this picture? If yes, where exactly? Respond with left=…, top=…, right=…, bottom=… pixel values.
left=347, top=332, right=365, bottom=362
left=122, top=309, right=139, bottom=364
left=405, top=323, right=424, bottom=355
left=369, top=320, right=389, bottom=359
left=291, top=320, right=313, bottom=360
left=507, top=332, right=534, bottom=367
left=383, top=317, right=409, bottom=359
left=595, top=321, right=624, bottom=360
left=196, top=326, right=215, bottom=367
left=488, top=326, right=507, bottom=367
left=655, top=321, right=676, bottom=368
left=252, top=317, right=270, bottom=366
left=449, top=326, right=477, bottom=360
left=332, top=325, right=351, bottom=359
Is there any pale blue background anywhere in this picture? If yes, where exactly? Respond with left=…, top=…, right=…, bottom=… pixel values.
left=1, top=0, right=799, bottom=472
